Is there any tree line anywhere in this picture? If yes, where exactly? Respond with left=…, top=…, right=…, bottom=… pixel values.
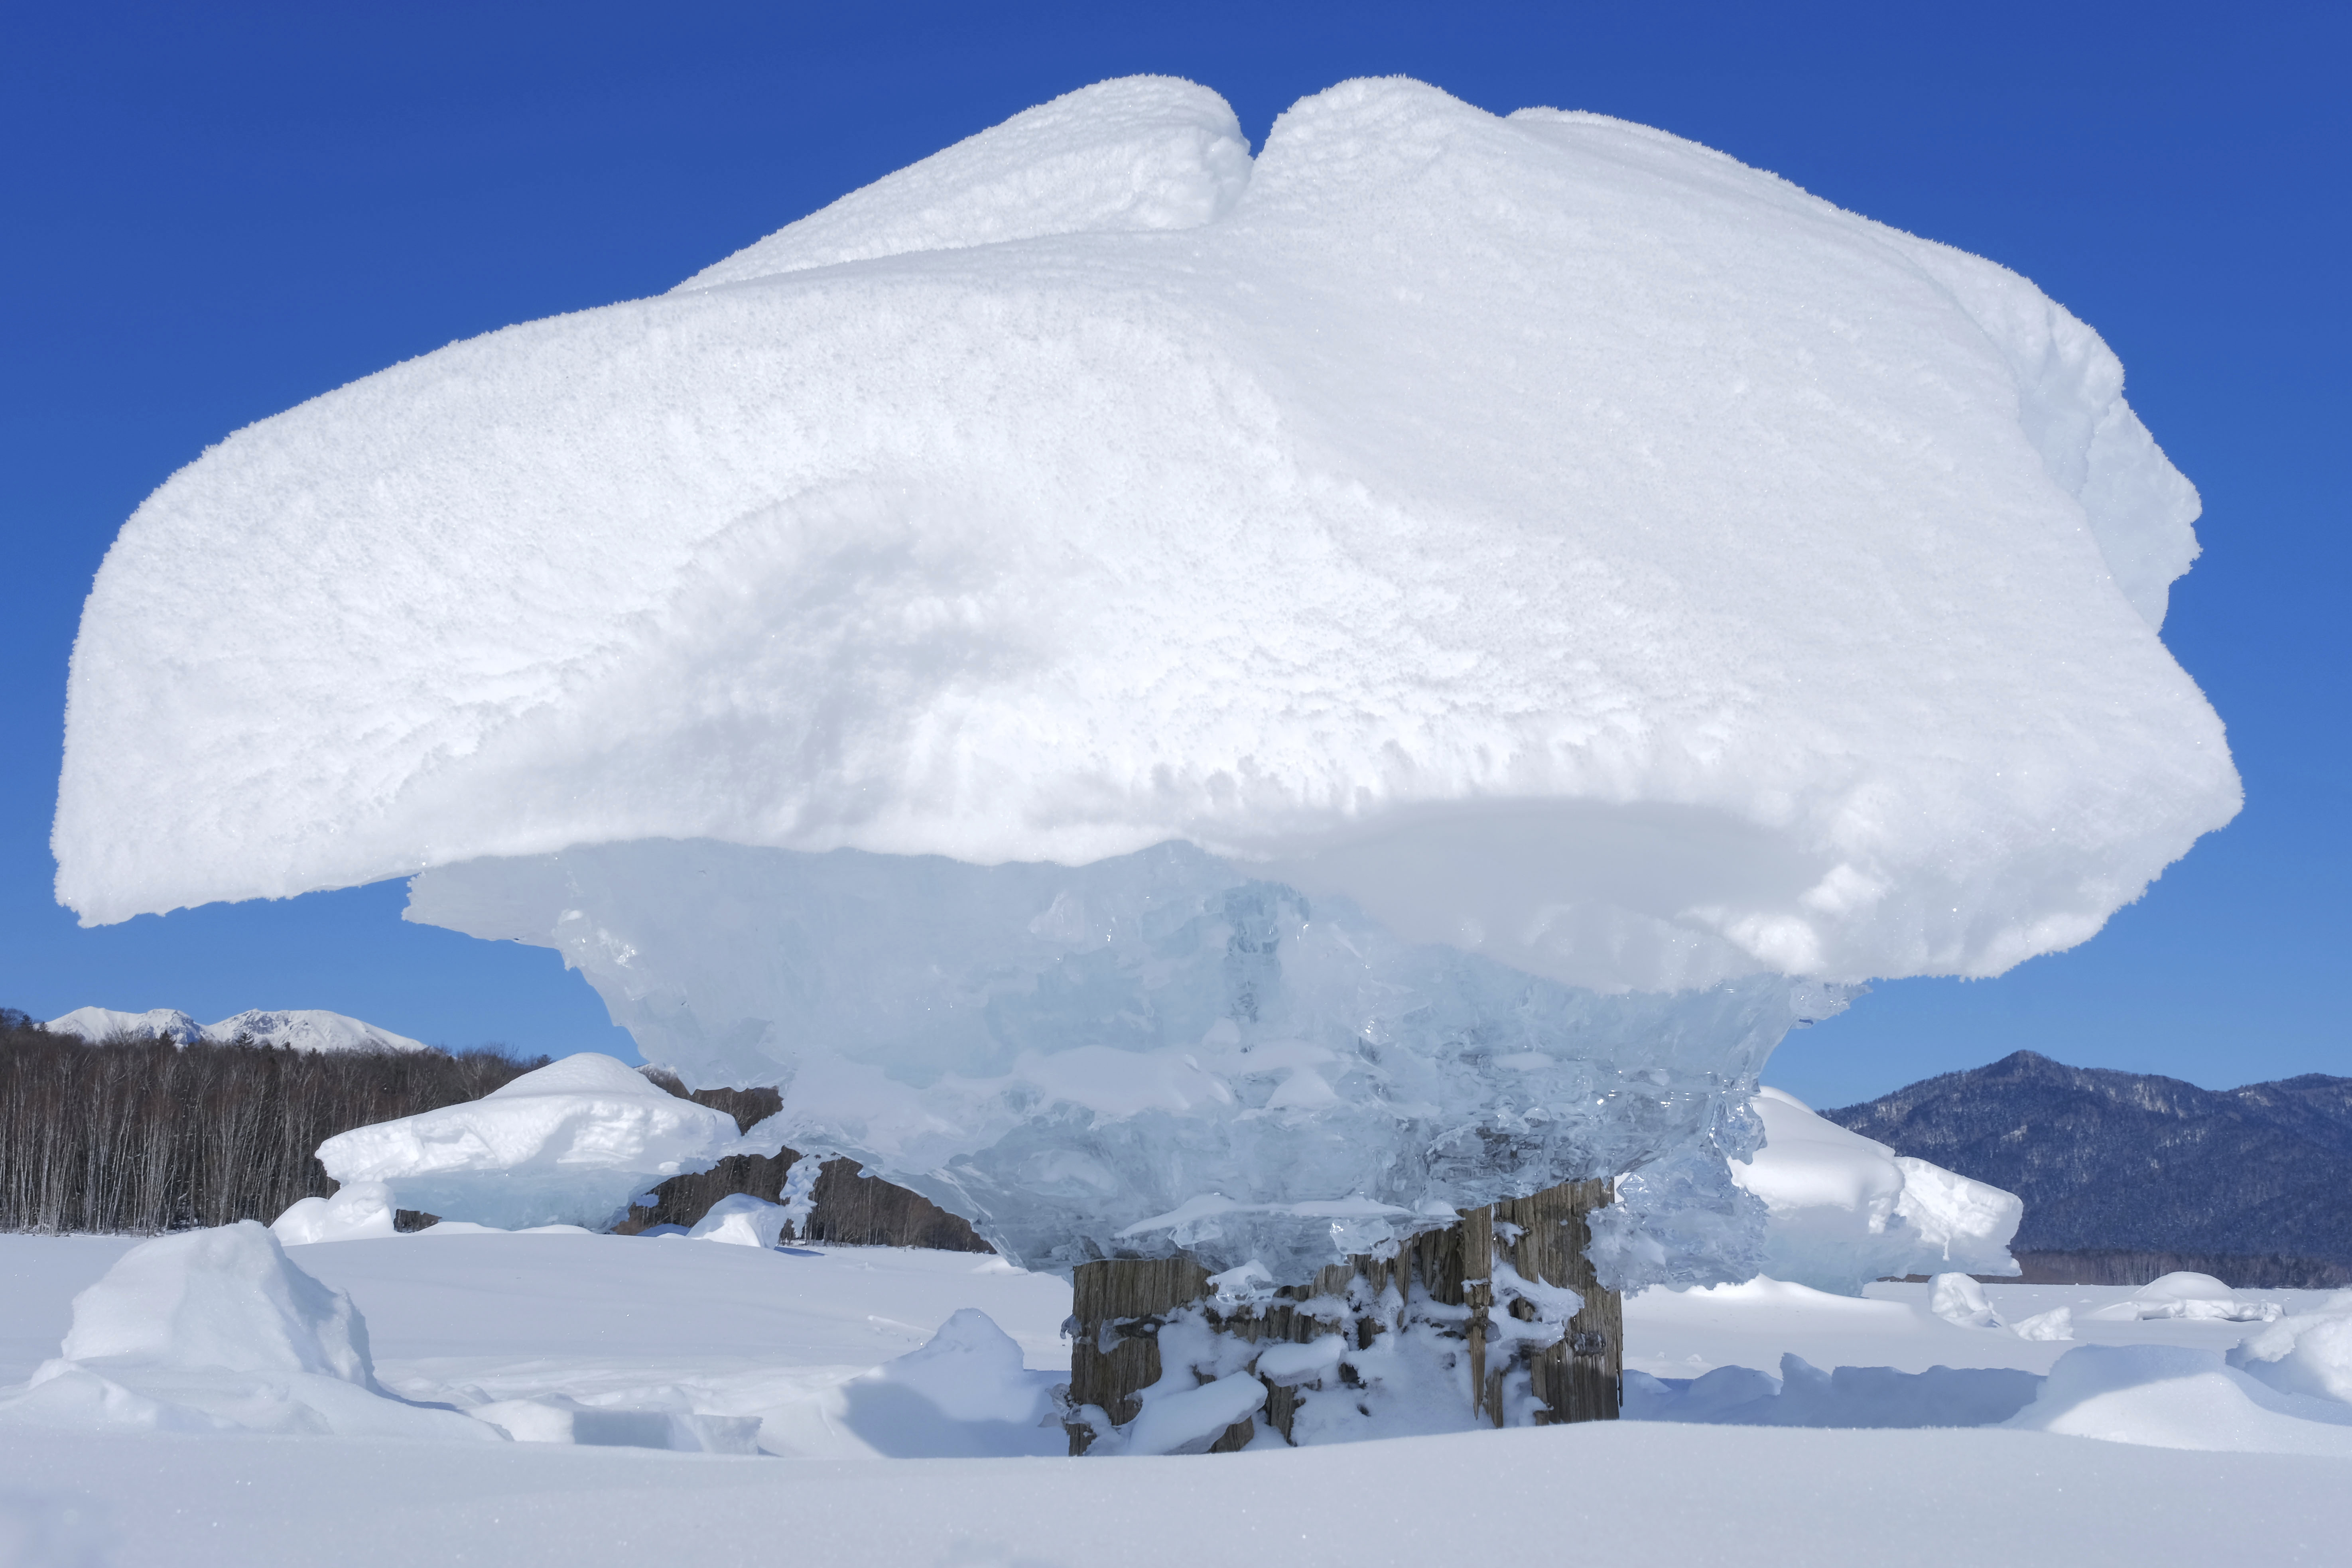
left=0, top=1008, right=985, bottom=1250
left=0, top=1007, right=544, bottom=1234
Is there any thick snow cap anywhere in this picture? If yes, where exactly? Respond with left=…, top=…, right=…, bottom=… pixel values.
left=54, top=75, right=2235, bottom=996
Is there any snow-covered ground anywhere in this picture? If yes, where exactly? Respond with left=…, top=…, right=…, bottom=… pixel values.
left=2, top=1230, right=2345, bottom=1566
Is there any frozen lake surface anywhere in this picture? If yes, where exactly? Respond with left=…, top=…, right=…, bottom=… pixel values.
left=2, top=1230, right=2345, bottom=1566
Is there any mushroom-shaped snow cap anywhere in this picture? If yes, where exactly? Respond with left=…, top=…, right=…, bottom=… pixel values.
left=57, top=75, right=2236, bottom=995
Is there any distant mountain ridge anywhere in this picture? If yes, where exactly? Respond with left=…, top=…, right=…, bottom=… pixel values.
left=45, top=1007, right=431, bottom=1055
left=1822, top=1050, right=2352, bottom=1267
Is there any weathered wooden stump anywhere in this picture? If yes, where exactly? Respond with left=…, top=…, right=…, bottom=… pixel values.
left=1064, top=1178, right=1620, bottom=1453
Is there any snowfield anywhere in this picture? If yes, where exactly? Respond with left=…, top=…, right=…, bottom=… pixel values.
left=2, top=1229, right=2348, bottom=1565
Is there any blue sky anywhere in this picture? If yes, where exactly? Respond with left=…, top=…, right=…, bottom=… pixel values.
left=3, top=2, right=2343, bottom=1107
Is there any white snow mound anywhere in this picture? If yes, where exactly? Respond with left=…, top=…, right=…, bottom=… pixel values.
left=56, top=74, right=2235, bottom=1000
left=687, top=1192, right=790, bottom=1249
left=0, top=1222, right=496, bottom=1442
left=2229, top=1292, right=2352, bottom=1405
left=2006, top=1343, right=2352, bottom=1458
left=314, top=1054, right=744, bottom=1230
left=1730, top=1089, right=2021, bottom=1294
left=271, top=1180, right=399, bottom=1245
left=45, top=1007, right=429, bottom=1054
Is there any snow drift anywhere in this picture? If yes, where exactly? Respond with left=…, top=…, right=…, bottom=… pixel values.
left=0, top=1223, right=494, bottom=1441
left=314, top=1054, right=743, bottom=1230
left=52, top=75, right=2236, bottom=1278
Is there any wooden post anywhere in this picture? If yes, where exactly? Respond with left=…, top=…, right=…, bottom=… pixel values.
left=1497, top=1177, right=1621, bottom=1424
left=1061, top=1178, right=1622, bottom=1452
left=1065, top=1255, right=1209, bottom=1453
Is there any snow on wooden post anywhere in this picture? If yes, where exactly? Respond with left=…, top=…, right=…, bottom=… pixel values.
left=1061, top=1177, right=1620, bottom=1452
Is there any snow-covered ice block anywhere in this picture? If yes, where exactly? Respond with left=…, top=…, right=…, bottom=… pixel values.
left=2228, top=1292, right=2352, bottom=1403
left=418, top=840, right=1828, bottom=1277
left=2012, top=1306, right=2075, bottom=1343
left=2006, top=1343, right=2352, bottom=1457
left=687, top=1193, right=789, bottom=1249
left=2084, top=1272, right=2283, bottom=1324
left=53, top=74, right=2236, bottom=1282
left=1928, top=1273, right=2002, bottom=1330
left=1728, top=1089, right=2020, bottom=1294
left=271, top=1180, right=398, bottom=1245
left=0, top=1223, right=495, bottom=1442
left=808, top=1308, right=1064, bottom=1458
left=315, top=1054, right=743, bottom=1231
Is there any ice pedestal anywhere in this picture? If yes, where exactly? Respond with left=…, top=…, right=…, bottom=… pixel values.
left=408, top=838, right=1842, bottom=1280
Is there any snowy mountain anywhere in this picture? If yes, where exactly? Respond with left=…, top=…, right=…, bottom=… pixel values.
left=45, top=1007, right=431, bottom=1054
left=1823, top=1052, right=2352, bottom=1265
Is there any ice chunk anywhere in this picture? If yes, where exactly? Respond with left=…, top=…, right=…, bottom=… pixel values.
left=58, top=77, right=2236, bottom=998
left=416, top=841, right=1827, bottom=1278
left=1729, top=1089, right=2021, bottom=1295
left=776, top=1153, right=823, bottom=1243
left=1928, top=1273, right=2002, bottom=1330
left=2229, top=1293, right=2352, bottom=1405
left=1892, top=1157, right=2025, bottom=1276
left=687, top=1193, right=788, bottom=1249
left=2013, top=1306, right=2076, bottom=1343
left=271, top=1180, right=398, bottom=1245
left=0, top=1223, right=495, bottom=1442
left=314, top=1054, right=743, bottom=1231
left=2085, top=1272, right=2283, bottom=1324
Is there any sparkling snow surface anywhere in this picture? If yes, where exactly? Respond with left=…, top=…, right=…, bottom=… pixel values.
left=1, top=1233, right=2347, bottom=1566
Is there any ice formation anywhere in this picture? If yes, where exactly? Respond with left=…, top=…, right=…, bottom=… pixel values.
left=45, top=1007, right=429, bottom=1053
left=315, top=1054, right=744, bottom=1230
left=271, top=1180, right=399, bottom=1245
left=687, top=1193, right=790, bottom=1249
left=53, top=75, right=2236, bottom=1280
left=1928, top=1272, right=2003, bottom=1329
left=2229, top=1292, right=2352, bottom=1405
left=1726, top=1089, right=2020, bottom=1294
left=2086, top=1271, right=2284, bottom=1324
left=0, top=1223, right=494, bottom=1441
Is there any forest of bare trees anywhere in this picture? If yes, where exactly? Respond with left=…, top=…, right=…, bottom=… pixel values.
left=0, top=1007, right=985, bottom=1249
left=0, top=1007, right=544, bottom=1234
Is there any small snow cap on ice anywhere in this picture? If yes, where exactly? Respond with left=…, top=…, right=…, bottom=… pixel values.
left=312, top=1054, right=745, bottom=1231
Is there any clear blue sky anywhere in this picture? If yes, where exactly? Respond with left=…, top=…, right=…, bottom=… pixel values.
left=3, top=2, right=2343, bottom=1107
